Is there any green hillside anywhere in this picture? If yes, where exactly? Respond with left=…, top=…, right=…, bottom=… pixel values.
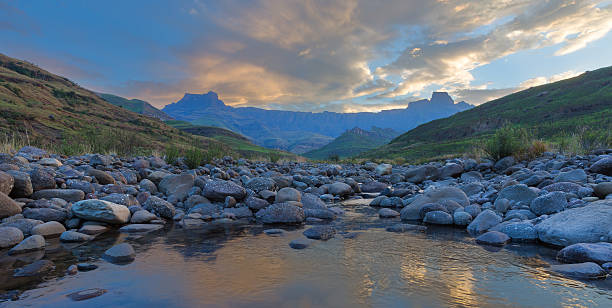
left=362, top=66, right=612, bottom=161
left=98, top=93, right=173, bottom=121
left=165, top=120, right=297, bottom=159
left=304, top=127, right=399, bottom=160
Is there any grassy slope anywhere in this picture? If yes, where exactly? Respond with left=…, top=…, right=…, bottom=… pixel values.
left=165, top=120, right=296, bottom=158
left=0, top=53, right=231, bottom=155
left=98, top=93, right=173, bottom=121
left=362, top=66, right=612, bottom=161
left=304, top=127, right=399, bottom=160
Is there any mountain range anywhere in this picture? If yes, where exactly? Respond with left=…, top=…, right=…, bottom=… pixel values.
left=162, top=91, right=473, bottom=153
left=98, top=93, right=174, bottom=121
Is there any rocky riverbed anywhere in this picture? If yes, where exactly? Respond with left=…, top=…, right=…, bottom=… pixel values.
left=1, top=146, right=612, bottom=303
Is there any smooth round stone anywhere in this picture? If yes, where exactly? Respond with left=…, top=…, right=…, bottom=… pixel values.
left=303, top=225, right=336, bottom=240
left=8, top=235, right=45, bottom=255
left=423, top=211, right=453, bottom=225
left=386, top=223, right=427, bottom=233
left=103, top=243, right=136, bottom=264
left=130, top=210, right=157, bottom=223
left=67, top=288, right=107, bottom=301
left=289, top=238, right=313, bottom=249
left=0, top=226, right=24, bottom=248
left=594, top=182, right=612, bottom=198
left=453, top=211, right=472, bottom=226
left=378, top=208, right=400, bottom=218
left=31, top=221, right=66, bottom=238
left=13, top=260, right=55, bottom=277
left=476, top=231, right=511, bottom=246
left=60, top=231, right=93, bottom=242
left=119, top=224, right=163, bottom=233
left=550, top=262, right=607, bottom=279
left=557, top=242, right=612, bottom=264
left=78, top=225, right=109, bottom=236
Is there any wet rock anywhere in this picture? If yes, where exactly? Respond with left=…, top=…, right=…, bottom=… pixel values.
left=379, top=208, right=400, bottom=218
left=101, top=193, right=138, bottom=207
left=289, top=238, right=313, bottom=249
left=130, top=210, right=157, bottom=223
left=67, top=288, right=108, bottom=301
left=60, top=231, right=93, bottom=242
left=400, top=187, right=468, bottom=220
left=453, top=211, right=472, bottom=226
left=467, top=210, right=502, bottom=235
left=13, top=260, right=55, bottom=277
left=386, top=223, right=427, bottom=233
left=120, top=224, right=163, bottom=233
left=0, top=226, right=24, bottom=248
left=79, top=224, right=109, bottom=235
left=476, top=231, right=510, bottom=246
left=189, top=203, right=219, bottom=216
left=203, top=180, right=246, bottom=201
left=103, top=243, right=136, bottom=264
left=255, top=202, right=305, bottom=224
left=423, top=210, right=453, bottom=225
left=263, top=229, right=285, bottom=235
left=589, top=157, right=612, bottom=176
left=497, top=222, right=538, bottom=241
left=223, top=206, right=253, bottom=218
left=77, top=263, right=98, bottom=271
left=9, top=235, right=45, bottom=255
left=557, top=242, right=612, bottom=264
left=304, top=208, right=335, bottom=219
left=301, top=193, right=327, bottom=210
left=32, top=189, right=84, bottom=202
left=536, top=200, right=612, bottom=246
left=550, top=262, right=607, bottom=279
left=530, top=191, right=567, bottom=216
left=72, top=199, right=130, bottom=224
left=303, top=225, right=335, bottom=240
left=275, top=187, right=301, bottom=203
left=1, top=218, right=43, bottom=235
left=31, top=221, right=66, bottom=238
left=143, top=196, right=175, bottom=219
left=0, top=191, right=21, bottom=218
left=245, top=196, right=269, bottom=211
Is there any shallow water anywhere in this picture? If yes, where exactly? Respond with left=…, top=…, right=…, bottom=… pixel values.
left=2, top=200, right=612, bottom=308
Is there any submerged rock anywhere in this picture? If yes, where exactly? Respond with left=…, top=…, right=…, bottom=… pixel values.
left=103, top=243, right=136, bottom=264
left=550, top=262, right=607, bottom=279
left=557, top=242, right=612, bottom=264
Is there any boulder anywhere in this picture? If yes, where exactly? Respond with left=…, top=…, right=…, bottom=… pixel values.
left=245, top=196, right=269, bottom=211
left=375, top=163, right=392, bottom=176
left=139, top=179, right=158, bottom=194
left=245, top=177, right=276, bottom=192
left=130, top=210, right=157, bottom=223
left=289, top=238, right=313, bottom=249
left=203, top=180, right=246, bottom=201
left=29, top=168, right=56, bottom=191
left=0, top=191, right=21, bottom=218
left=404, top=165, right=439, bottom=183
left=494, top=156, right=515, bottom=171
left=554, top=169, right=587, bottom=183
left=31, top=221, right=66, bottom=238
left=143, top=196, right=175, bottom=219
left=423, top=210, right=453, bottom=225
left=103, top=243, right=136, bottom=264
left=328, top=182, right=352, bottom=196
left=13, top=260, right=55, bottom=277
left=476, top=231, right=510, bottom=246
left=497, top=222, right=538, bottom=241
left=440, top=163, right=463, bottom=178
left=0, top=218, right=43, bottom=235
left=255, top=202, right=304, bottom=224
left=32, top=189, right=84, bottom=202
left=304, top=208, right=336, bottom=219
left=60, top=231, right=93, bottom=242
left=467, top=210, right=502, bottom=235
left=400, top=187, right=469, bottom=220
left=119, top=224, right=163, bottom=233
left=453, top=211, right=472, bottom=226
left=101, top=193, right=138, bottom=207
left=7, top=170, right=33, bottom=198
left=557, top=242, right=612, bottom=264
left=530, top=191, right=567, bottom=216
left=0, top=226, right=24, bottom=248
left=496, top=184, right=537, bottom=206
left=535, top=200, right=612, bottom=246
left=275, top=187, right=301, bottom=203
left=0, top=170, right=14, bottom=194
left=86, top=169, right=115, bottom=185
left=158, top=173, right=194, bottom=195
left=550, top=262, right=607, bottom=279
left=8, top=235, right=45, bottom=255
left=72, top=199, right=130, bottom=224
left=303, top=225, right=336, bottom=240
left=22, top=207, right=68, bottom=222
left=379, top=208, right=400, bottom=218
left=360, top=181, right=388, bottom=193
left=589, top=157, right=612, bottom=176
left=594, top=182, right=612, bottom=198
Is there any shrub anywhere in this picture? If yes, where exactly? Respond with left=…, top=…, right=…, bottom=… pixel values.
left=268, top=152, right=281, bottom=163
left=526, top=140, right=548, bottom=159
left=164, top=144, right=180, bottom=165
left=203, top=142, right=227, bottom=163
left=184, top=146, right=204, bottom=169
left=328, top=153, right=340, bottom=162
left=483, top=125, right=529, bottom=160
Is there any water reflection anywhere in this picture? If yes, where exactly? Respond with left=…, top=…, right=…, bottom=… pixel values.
left=1, top=203, right=612, bottom=307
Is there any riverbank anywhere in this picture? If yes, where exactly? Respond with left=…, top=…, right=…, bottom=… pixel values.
left=1, top=146, right=612, bottom=303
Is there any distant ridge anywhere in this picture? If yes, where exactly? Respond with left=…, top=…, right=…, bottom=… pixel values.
left=304, top=126, right=400, bottom=160
left=98, top=93, right=173, bottom=121
left=162, top=91, right=473, bottom=153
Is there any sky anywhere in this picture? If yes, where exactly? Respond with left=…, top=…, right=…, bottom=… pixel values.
left=1, top=0, right=611, bottom=112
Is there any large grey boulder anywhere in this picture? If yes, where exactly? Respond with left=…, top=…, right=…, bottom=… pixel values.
left=594, top=182, right=612, bottom=198
left=439, top=163, right=463, bottom=179
left=7, top=170, right=33, bottom=198
left=86, top=169, right=115, bottom=185
left=423, top=211, right=453, bottom=225
left=0, top=218, right=43, bottom=235
left=360, top=181, right=388, bottom=193
left=404, top=165, right=439, bottom=183
left=476, top=231, right=510, bottom=246
left=0, top=191, right=21, bottom=218
left=494, top=156, right=515, bottom=171
left=158, top=173, right=194, bottom=195
left=72, top=199, right=130, bottom=224
left=0, top=170, right=14, bottom=195
left=0, top=226, right=24, bottom=248
left=9, top=235, right=45, bottom=255
left=589, top=157, right=612, bottom=176
left=530, top=191, right=567, bottom=216
left=103, top=243, right=136, bottom=264
left=496, top=184, right=537, bottom=206
left=31, top=221, right=66, bottom=238
left=275, top=187, right=301, bottom=203
left=554, top=169, right=587, bottom=183
left=143, top=196, right=175, bottom=219
left=400, top=187, right=468, bottom=220
left=496, top=222, right=538, bottom=241
left=203, top=180, right=246, bottom=201
left=255, top=202, right=304, bottom=224
left=453, top=211, right=472, bottom=226
left=328, top=182, right=352, bottom=196
left=557, top=242, right=612, bottom=264
left=245, top=177, right=276, bottom=192
left=536, top=200, right=612, bottom=246
left=467, top=210, right=502, bottom=235
left=101, top=193, right=138, bottom=207
left=29, top=168, right=56, bottom=191
left=375, top=163, right=392, bottom=176
left=32, top=189, right=84, bottom=202
left=301, top=193, right=327, bottom=210
left=130, top=210, right=157, bottom=223
left=22, top=207, right=68, bottom=222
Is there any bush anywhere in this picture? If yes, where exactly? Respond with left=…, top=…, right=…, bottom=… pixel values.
left=526, top=140, right=548, bottom=160
left=268, top=152, right=281, bottom=163
left=483, top=125, right=529, bottom=160
left=164, top=144, right=180, bottom=165
left=328, top=153, right=340, bottom=162
left=203, top=142, right=227, bottom=163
